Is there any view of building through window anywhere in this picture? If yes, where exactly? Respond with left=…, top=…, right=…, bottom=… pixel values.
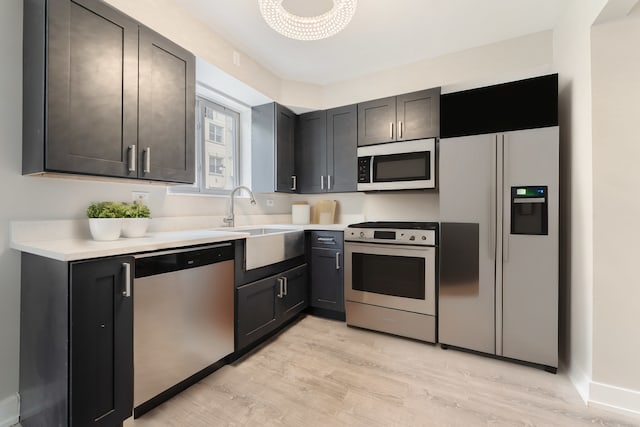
left=201, top=98, right=239, bottom=192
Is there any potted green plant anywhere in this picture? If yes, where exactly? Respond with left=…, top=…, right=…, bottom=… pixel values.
left=86, top=201, right=125, bottom=241
left=120, top=201, right=151, bottom=238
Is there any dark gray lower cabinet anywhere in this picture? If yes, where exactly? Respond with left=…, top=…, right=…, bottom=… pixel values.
left=20, top=253, right=133, bottom=427
left=309, top=231, right=344, bottom=316
left=236, top=264, right=307, bottom=351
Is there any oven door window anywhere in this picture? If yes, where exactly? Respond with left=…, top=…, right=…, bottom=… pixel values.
left=373, top=152, right=430, bottom=183
left=352, top=253, right=425, bottom=299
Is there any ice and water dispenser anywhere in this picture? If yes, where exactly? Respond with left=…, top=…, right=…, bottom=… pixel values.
left=510, top=186, right=548, bottom=235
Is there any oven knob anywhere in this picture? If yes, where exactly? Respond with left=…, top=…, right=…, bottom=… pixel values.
left=409, top=235, right=415, bottom=241
left=422, top=236, right=427, bottom=240
left=360, top=232, right=365, bottom=238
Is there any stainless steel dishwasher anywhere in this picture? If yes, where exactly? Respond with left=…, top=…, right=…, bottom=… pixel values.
left=133, top=243, right=234, bottom=416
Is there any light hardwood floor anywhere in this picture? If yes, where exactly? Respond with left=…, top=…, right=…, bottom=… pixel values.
left=125, top=315, right=640, bottom=427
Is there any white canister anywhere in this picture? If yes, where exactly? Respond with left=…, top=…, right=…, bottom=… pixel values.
left=292, top=204, right=311, bottom=225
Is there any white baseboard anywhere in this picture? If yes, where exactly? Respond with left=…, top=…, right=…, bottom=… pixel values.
left=590, top=381, right=640, bottom=415
left=0, top=393, right=19, bottom=427
left=567, top=365, right=590, bottom=403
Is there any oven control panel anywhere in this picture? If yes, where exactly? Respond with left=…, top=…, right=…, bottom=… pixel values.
left=345, top=227, right=436, bottom=246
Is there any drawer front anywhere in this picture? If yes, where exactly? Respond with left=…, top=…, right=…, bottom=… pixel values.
left=310, top=231, right=343, bottom=248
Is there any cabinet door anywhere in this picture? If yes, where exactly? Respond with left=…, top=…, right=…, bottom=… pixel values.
left=275, top=104, right=297, bottom=192
left=327, top=105, right=357, bottom=192
left=279, top=264, right=308, bottom=322
left=138, top=26, right=195, bottom=183
left=396, top=88, right=440, bottom=141
left=47, top=0, right=138, bottom=177
left=297, top=111, right=327, bottom=193
left=70, top=256, right=133, bottom=427
left=236, top=276, right=279, bottom=350
left=357, top=96, right=396, bottom=146
left=311, top=247, right=344, bottom=312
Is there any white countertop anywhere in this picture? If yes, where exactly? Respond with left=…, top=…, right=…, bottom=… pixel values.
left=10, top=220, right=351, bottom=262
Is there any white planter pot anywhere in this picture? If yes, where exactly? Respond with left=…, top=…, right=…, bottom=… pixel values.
left=88, top=218, right=122, bottom=241
left=121, top=218, right=150, bottom=238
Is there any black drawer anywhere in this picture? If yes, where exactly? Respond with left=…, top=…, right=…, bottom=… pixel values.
left=309, top=231, right=343, bottom=248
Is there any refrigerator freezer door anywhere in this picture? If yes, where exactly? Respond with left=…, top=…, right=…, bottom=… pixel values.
left=501, top=127, right=559, bottom=367
left=439, top=134, right=497, bottom=355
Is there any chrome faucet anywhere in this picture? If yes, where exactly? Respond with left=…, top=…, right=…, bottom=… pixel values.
left=223, top=185, right=256, bottom=227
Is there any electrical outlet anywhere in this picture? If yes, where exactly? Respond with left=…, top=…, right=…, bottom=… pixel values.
left=131, top=191, right=149, bottom=204
left=266, top=198, right=274, bottom=207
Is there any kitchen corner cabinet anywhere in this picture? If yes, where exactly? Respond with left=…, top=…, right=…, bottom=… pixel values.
left=251, top=103, right=297, bottom=193
left=296, top=105, right=357, bottom=194
left=309, top=231, right=345, bottom=316
left=23, top=0, right=195, bottom=184
left=236, top=264, right=308, bottom=351
left=357, top=88, right=441, bottom=146
left=20, top=253, right=133, bottom=427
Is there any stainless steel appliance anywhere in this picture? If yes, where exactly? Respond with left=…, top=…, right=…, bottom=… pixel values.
left=345, top=222, right=438, bottom=342
left=439, top=126, right=559, bottom=371
left=357, top=138, right=436, bottom=191
left=133, top=243, right=235, bottom=415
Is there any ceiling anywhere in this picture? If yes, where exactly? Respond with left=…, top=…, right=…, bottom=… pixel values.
left=179, top=0, right=569, bottom=86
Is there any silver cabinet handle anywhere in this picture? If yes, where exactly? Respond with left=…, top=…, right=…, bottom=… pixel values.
left=328, top=175, right=332, bottom=190
left=317, top=237, right=335, bottom=243
left=389, top=122, right=394, bottom=139
left=336, top=252, right=341, bottom=270
left=128, top=145, right=136, bottom=172
left=122, top=262, right=131, bottom=297
left=283, top=277, right=288, bottom=296
left=143, top=147, right=151, bottom=173
left=321, top=175, right=325, bottom=190
left=291, top=175, right=297, bottom=191
left=277, top=277, right=284, bottom=298
left=399, top=121, right=403, bottom=138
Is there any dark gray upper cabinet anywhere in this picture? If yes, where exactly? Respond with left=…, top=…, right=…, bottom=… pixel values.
left=326, top=105, right=357, bottom=193
left=252, top=103, right=297, bottom=193
left=296, top=105, right=357, bottom=194
left=296, top=111, right=327, bottom=193
left=20, top=253, right=133, bottom=427
left=138, top=26, right=195, bottom=183
left=23, top=0, right=195, bottom=184
left=357, top=88, right=440, bottom=146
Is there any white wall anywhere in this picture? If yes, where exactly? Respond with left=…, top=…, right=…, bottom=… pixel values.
left=591, top=4, right=640, bottom=410
left=551, top=0, right=607, bottom=401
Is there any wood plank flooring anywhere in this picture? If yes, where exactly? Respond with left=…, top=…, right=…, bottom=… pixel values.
left=125, top=315, right=640, bottom=426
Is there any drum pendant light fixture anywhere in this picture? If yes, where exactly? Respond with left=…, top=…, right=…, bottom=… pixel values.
left=258, top=0, right=358, bottom=41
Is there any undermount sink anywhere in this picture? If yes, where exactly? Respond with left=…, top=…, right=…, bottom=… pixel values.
left=224, top=226, right=304, bottom=270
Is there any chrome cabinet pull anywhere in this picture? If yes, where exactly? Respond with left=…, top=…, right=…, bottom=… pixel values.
left=283, top=277, right=288, bottom=296
left=317, top=237, right=335, bottom=243
left=327, top=175, right=332, bottom=190
left=389, top=122, right=394, bottom=139
left=143, top=147, right=151, bottom=173
left=399, top=121, right=403, bottom=138
left=277, top=277, right=284, bottom=298
left=291, top=175, right=297, bottom=191
left=336, top=252, right=341, bottom=270
left=128, top=145, right=136, bottom=172
left=321, top=175, right=325, bottom=190
left=122, top=263, right=131, bottom=297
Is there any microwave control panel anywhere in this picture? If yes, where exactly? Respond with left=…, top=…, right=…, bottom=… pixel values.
left=357, top=157, right=371, bottom=183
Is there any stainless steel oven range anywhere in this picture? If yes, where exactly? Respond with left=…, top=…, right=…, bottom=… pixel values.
left=344, top=221, right=438, bottom=343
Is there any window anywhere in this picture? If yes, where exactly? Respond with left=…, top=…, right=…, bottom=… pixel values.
left=171, top=96, right=240, bottom=195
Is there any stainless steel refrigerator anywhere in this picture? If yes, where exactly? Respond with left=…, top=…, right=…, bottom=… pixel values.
left=439, top=126, right=559, bottom=370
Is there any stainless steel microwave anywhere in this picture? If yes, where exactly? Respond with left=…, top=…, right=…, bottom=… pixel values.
left=357, top=138, right=436, bottom=191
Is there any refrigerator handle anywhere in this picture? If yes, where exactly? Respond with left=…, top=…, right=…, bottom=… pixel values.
left=502, top=135, right=510, bottom=263
left=490, top=138, right=496, bottom=260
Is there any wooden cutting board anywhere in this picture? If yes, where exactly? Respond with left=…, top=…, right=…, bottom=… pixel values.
left=312, top=200, right=337, bottom=224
